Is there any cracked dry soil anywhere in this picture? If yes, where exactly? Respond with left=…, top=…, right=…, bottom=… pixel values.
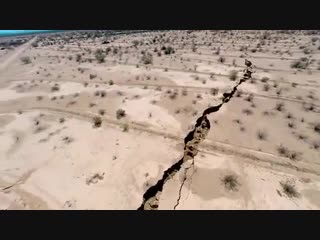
left=138, top=59, right=254, bottom=210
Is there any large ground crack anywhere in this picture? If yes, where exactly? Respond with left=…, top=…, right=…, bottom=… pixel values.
left=137, top=59, right=254, bottom=210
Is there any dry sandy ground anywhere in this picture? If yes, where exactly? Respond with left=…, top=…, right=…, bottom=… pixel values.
left=1, top=30, right=320, bottom=210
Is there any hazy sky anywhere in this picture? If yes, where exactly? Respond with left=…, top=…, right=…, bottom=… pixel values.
left=0, top=30, right=51, bottom=35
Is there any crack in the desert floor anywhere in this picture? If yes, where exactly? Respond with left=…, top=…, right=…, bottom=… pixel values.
left=137, top=59, right=254, bottom=210
left=173, top=158, right=194, bottom=210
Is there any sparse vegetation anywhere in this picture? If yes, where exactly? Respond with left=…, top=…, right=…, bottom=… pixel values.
left=122, top=123, right=129, bottom=132
left=242, top=108, right=253, bottom=115
left=314, top=123, right=320, bottom=134
left=116, top=109, right=126, bottom=120
left=20, top=56, right=31, bottom=64
left=275, top=102, right=284, bottom=112
left=229, top=70, right=238, bottom=81
left=291, top=57, right=309, bottom=69
left=263, top=83, right=270, bottom=92
left=280, top=180, right=299, bottom=198
left=245, top=94, right=253, bottom=102
left=257, top=130, right=267, bottom=140
left=288, top=122, right=295, bottom=129
left=182, top=89, right=188, bottom=96
left=93, top=116, right=102, bottom=128
left=221, top=174, right=240, bottom=192
left=51, top=85, right=60, bottom=92
left=218, top=56, right=225, bottom=63
left=210, top=88, right=219, bottom=96
left=89, top=74, right=97, bottom=79
left=36, top=96, right=43, bottom=101
left=141, top=52, right=153, bottom=64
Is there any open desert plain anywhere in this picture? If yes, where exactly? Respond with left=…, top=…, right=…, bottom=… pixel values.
left=0, top=30, right=320, bottom=210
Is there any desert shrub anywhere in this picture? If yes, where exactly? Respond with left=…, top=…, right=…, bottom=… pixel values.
left=202, top=79, right=206, bottom=84
left=218, top=56, right=225, bottom=63
left=116, top=109, right=126, bottom=120
left=36, top=96, right=43, bottom=101
left=210, top=88, right=219, bottom=96
left=221, top=174, right=240, bottom=191
left=277, top=145, right=289, bottom=156
left=89, top=103, right=96, bottom=108
left=76, top=54, right=82, bottom=62
left=164, top=46, right=175, bottom=55
left=31, top=42, right=38, bottom=47
left=286, top=113, right=293, bottom=119
left=312, top=141, right=320, bottom=150
left=51, top=85, right=60, bottom=92
left=169, top=91, right=178, bottom=100
left=182, top=89, right=188, bottom=96
left=100, top=91, right=106, bottom=98
left=132, top=40, right=139, bottom=47
left=275, top=102, right=284, bottom=112
left=291, top=82, right=297, bottom=88
left=93, top=116, right=102, bottom=128
left=303, top=48, right=311, bottom=54
left=288, top=122, right=295, bottom=129
left=59, top=118, right=65, bottom=123
left=263, top=83, right=270, bottom=91
left=156, top=86, right=162, bottom=91
left=245, top=94, right=253, bottom=102
left=95, top=51, right=105, bottom=63
left=229, top=70, right=238, bottom=81
left=233, top=119, right=242, bottom=124
left=276, top=89, right=282, bottom=96
left=257, top=130, right=267, bottom=140
left=20, top=56, right=31, bottom=64
left=297, top=134, right=307, bottom=141
left=108, top=80, right=114, bottom=85
left=164, top=68, right=168, bottom=72
left=89, top=74, right=97, bottom=79
left=242, top=108, right=253, bottom=115
left=280, top=180, right=299, bottom=198
left=215, top=47, right=220, bottom=55
left=250, top=78, right=256, bottom=84
left=51, top=96, right=57, bottom=101
left=261, top=77, right=269, bottom=83
left=122, top=123, right=129, bottom=132
left=141, top=52, right=153, bottom=64
left=291, top=58, right=308, bottom=69
left=84, top=82, right=88, bottom=87
left=236, top=89, right=243, bottom=97
left=314, top=123, right=320, bottom=134
left=99, top=109, right=105, bottom=116
left=68, top=56, right=73, bottom=61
